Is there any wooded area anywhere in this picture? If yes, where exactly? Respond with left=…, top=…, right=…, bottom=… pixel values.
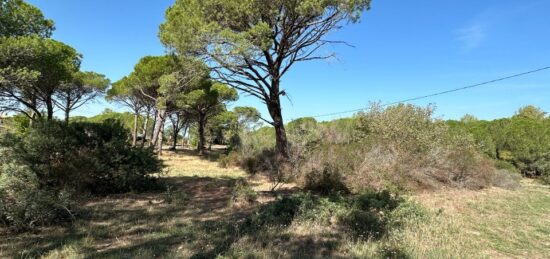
left=1, top=0, right=549, bottom=258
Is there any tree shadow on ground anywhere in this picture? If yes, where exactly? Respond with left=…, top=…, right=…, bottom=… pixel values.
left=165, top=146, right=226, bottom=163
left=2, top=171, right=326, bottom=258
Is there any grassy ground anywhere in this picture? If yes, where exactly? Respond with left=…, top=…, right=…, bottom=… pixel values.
left=0, top=149, right=548, bottom=259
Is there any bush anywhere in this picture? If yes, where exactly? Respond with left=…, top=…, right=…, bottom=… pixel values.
left=1, top=119, right=162, bottom=194
left=493, top=160, right=520, bottom=174
left=491, top=169, right=522, bottom=190
left=244, top=195, right=303, bottom=231
left=304, top=163, right=349, bottom=195
left=532, top=153, right=550, bottom=185
left=0, top=119, right=163, bottom=230
left=490, top=117, right=550, bottom=178
left=218, top=151, right=242, bottom=168
left=0, top=163, right=75, bottom=231
left=230, top=180, right=258, bottom=206
left=342, top=190, right=413, bottom=240
left=235, top=104, right=500, bottom=192
left=349, top=104, right=495, bottom=191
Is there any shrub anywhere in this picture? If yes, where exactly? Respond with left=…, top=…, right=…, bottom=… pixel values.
left=490, top=117, right=550, bottom=178
left=244, top=195, right=303, bottom=230
left=218, top=151, right=242, bottom=168
left=491, top=169, right=522, bottom=190
left=303, top=163, right=349, bottom=195
left=231, top=180, right=258, bottom=205
left=350, top=103, right=495, bottom=191
left=1, top=119, right=163, bottom=194
left=532, top=153, right=550, bottom=185
left=0, top=119, right=162, bottom=230
left=493, top=160, right=520, bottom=174
left=0, top=163, right=75, bottom=231
left=354, top=190, right=401, bottom=212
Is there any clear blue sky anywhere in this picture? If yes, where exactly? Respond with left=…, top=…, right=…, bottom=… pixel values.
left=28, top=0, right=550, bottom=121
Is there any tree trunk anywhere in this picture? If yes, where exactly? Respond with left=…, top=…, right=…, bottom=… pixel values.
left=141, top=112, right=150, bottom=147
left=64, top=93, right=71, bottom=124
left=171, top=124, right=179, bottom=150
left=149, top=109, right=158, bottom=146
left=267, top=82, right=290, bottom=160
left=182, top=126, right=188, bottom=148
left=46, top=96, right=54, bottom=120
left=157, top=123, right=164, bottom=155
left=151, top=109, right=166, bottom=154
left=197, top=114, right=206, bottom=156
left=132, top=112, right=139, bottom=147
left=64, top=109, right=70, bottom=124
left=29, top=110, right=35, bottom=126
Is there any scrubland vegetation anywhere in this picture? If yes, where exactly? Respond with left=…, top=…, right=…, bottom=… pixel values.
left=1, top=0, right=549, bottom=258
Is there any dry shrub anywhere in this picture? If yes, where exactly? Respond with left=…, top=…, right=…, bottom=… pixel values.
left=236, top=104, right=496, bottom=193
left=348, top=104, right=495, bottom=192
left=296, top=104, right=496, bottom=193
left=230, top=179, right=258, bottom=207
left=303, top=163, right=350, bottom=195
left=218, top=151, right=242, bottom=168
left=491, top=169, right=522, bottom=190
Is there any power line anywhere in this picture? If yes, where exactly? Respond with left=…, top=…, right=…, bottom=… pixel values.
left=309, top=66, right=550, bottom=119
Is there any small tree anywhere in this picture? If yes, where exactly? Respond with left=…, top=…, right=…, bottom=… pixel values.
left=160, top=0, right=371, bottom=159
left=234, top=106, right=261, bottom=132
left=107, top=76, right=144, bottom=146
left=167, top=110, right=190, bottom=150
left=178, top=80, right=238, bottom=155
left=515, top=105, right=546, bottom=120
left=55, top=71, right=110, bottom=123
left=0, top=36, right=81, bottom=120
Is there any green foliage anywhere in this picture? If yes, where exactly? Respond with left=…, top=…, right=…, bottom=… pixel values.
left=81, top=109, right=146, bottom=133
left=351, top=104, right=494, bottom=191
left=0, top=0, right=54, bottom=38
left=233, top=106, right=261, bottom=131
left=1, top=119, right=163, bottom=194
left=161, top=0, right=371, bottom=158
left=514, top=105, right=547, bottom=120
left=0, top=36, right=81, bottom=91
left=287, top=117, right=317, bottom=134
left=234, top=104, right=495, bottom=192
left=450, top=108, right=550, bottom=183
left=0, top=163, right=74, bottom=231
left=230, top=179, right=258, bottom=205
left=55, top=71, right=110, bottom=121
left=160, top=0, right=371, bottom=58
left=0, top=36, right=81, bottom=118
left=218, top=151, right=242, bottom=168
left=242, top=190, right=424, bottom=242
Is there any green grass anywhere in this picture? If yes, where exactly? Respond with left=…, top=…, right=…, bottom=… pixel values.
left=1, top=151, right=548, bottom=259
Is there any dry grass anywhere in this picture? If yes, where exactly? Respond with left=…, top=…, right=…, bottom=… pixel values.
left=0, top=149, right=548, bottom=259
left=410, top=180, right=550, bottom=259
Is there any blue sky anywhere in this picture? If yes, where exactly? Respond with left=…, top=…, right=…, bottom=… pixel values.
left=28, top=0, right=550, bottom=121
